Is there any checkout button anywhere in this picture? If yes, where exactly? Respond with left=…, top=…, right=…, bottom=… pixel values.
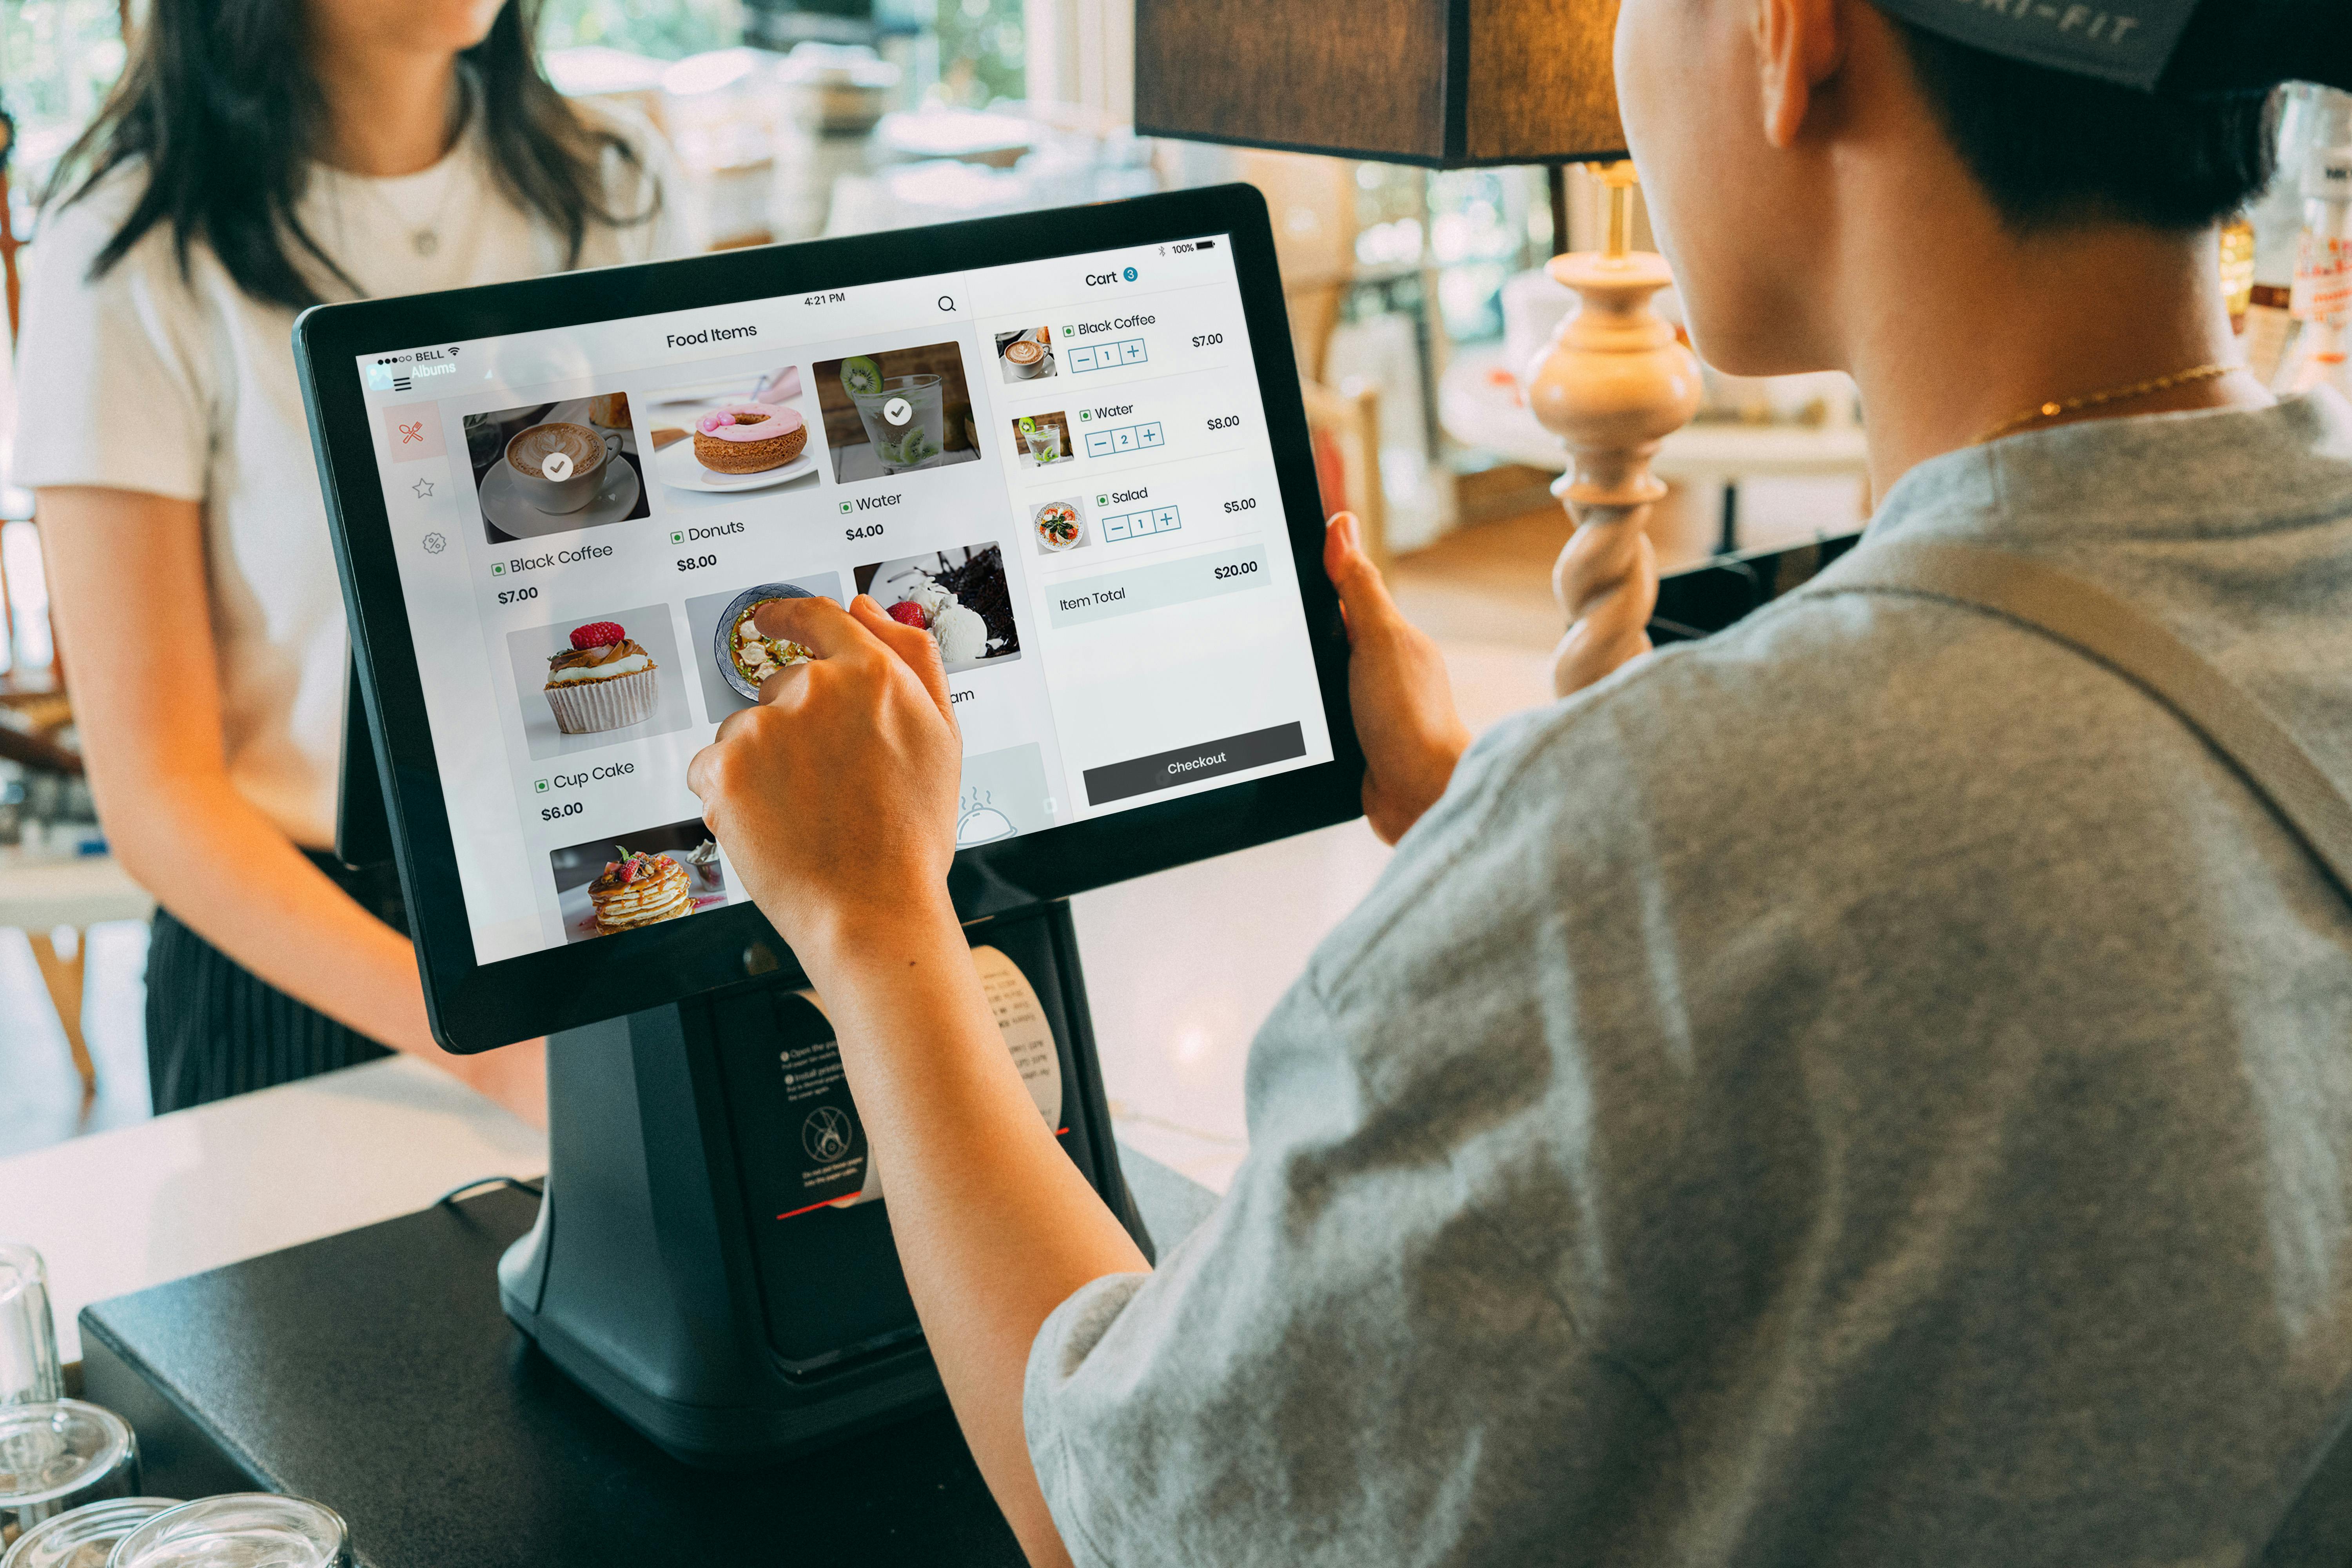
left=1083, top=722, right=1306, bottom=805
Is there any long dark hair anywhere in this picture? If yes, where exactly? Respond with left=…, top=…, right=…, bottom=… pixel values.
left=45, top=0, right=654, bottom=310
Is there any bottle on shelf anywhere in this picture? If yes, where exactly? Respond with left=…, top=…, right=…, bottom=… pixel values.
left=2276, top=89, right=2352, bottom=397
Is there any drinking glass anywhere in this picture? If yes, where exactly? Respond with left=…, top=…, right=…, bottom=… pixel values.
left=850, top=374, right=946, bottom=472
left=0, top=1248, right=62, bottom=1408
left=1025, top=423, right=1061, bottom=463
left=106, top=1495, right=350, bottom=1568
left=0, top=1403, right=137, bottom=1553
left=0, top=1497, right=180, bottom=1568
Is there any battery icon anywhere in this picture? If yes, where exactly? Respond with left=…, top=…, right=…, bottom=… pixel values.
left=1195, top=239, right=1217, bottom=250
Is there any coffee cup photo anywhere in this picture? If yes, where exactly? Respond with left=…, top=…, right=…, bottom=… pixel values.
left=507, top=421, right=621, bottom=514
left=471, top=394, right=653, bottom=543
left=994, top=327, right=1056, bottom=384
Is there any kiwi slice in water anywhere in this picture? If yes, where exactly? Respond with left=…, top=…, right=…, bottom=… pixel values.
left=840, top=356, right=884, bottom=396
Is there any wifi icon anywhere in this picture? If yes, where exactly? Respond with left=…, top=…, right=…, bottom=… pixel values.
left=449, top=346, right=461, bottom=357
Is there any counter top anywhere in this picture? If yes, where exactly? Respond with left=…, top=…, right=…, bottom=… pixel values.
left=2, top=820, right=1403, bottom=1361
left=0, top=1054, right=547, bottom=1362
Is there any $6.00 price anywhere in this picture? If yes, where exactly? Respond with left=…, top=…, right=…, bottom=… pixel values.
left=541, top=800, right=584, bottom=822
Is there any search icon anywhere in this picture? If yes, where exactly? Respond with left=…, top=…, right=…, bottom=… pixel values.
left=937, top=295, right=956, bottom=312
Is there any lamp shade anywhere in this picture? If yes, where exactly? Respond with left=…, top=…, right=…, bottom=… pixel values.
left=1134, top=0, right=1626, bottom=166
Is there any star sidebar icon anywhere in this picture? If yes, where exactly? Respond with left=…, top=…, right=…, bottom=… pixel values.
left=412, top=477, right=435, bottom=499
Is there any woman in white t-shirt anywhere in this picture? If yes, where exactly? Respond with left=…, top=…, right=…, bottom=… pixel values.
left=13, top=0, right=693, bottom=1122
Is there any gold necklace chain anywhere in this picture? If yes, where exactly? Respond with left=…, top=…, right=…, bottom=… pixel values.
left=1976, top=361, right=2237, bottom=446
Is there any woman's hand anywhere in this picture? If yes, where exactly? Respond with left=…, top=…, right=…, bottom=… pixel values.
left=687, top=594, right=963, bottom=962
left=1324, top=513, right=1470, bottom=844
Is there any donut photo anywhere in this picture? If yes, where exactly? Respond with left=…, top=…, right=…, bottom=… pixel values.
left=639, top=361, right=823, bottom=504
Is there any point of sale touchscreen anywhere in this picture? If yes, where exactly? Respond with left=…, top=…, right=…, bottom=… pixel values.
left=352, top=238, right=1333, bottom=964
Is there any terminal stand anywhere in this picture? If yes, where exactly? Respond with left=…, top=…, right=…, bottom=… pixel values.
left=495, top=897, right=1152, bottom=1467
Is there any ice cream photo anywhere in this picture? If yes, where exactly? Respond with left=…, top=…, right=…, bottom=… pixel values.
left=853, top=543, right=1022, bottom=675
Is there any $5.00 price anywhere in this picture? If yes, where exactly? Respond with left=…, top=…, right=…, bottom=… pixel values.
left=1224, top=497, right=1257, bottom=515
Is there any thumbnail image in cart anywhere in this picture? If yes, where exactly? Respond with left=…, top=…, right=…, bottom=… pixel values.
left=682, top=573, right=845, bottom=718
left=855, top=543, right=1022, bottom=675
left=504, top=605, right=694, bottom=761
left=1030, top=497, right=1086, bottom=556
left=638, top=363, right=820, bottom=501
left=548, top=818, right=728, bottom=944
left=465, top=392, right=651, bottom=544
left=1009, top=412, right=1073, bottom=469
left=994, top=327, right=1055, bottom=383
left=812, top=343, right=980, bottom=483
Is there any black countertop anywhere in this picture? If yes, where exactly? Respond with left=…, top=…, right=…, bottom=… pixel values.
left=78, top=1154, right=1218, bottom=1568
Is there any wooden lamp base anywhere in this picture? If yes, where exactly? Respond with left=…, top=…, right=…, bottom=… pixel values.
left=1523, top=170, right=1703, bottom=698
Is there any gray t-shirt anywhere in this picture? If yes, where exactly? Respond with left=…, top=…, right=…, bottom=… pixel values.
left=1025, top=390, right=2352, bottom=1566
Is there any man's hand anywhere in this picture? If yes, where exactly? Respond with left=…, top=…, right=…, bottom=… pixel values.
left=1325, top=513, right=1470, bottom=844
left=687, top=594, right=963, bottom=960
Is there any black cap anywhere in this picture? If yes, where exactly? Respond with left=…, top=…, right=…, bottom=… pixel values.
left=1870, top=0, right=2352, bottom=94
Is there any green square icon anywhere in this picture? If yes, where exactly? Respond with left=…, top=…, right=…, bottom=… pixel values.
left=491, top=563, right=505, bottom=576
left=1078, top=410, right=1090, bottom=421
left=670, top=530, right=684, bottom=544
left=1063, top=325, right=1074, bottom=336
left=1096, top=494, right=1108, bottom=506
left=839, top=502, right=852, bottom=515
left=535, top=779, right=549, bottom=794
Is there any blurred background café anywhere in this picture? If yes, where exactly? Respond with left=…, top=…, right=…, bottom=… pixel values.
left=0, top=1, right=2346, bottom=1165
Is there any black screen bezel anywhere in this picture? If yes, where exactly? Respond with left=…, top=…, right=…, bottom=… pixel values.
left=295, top=183, right=1364, bottom=1053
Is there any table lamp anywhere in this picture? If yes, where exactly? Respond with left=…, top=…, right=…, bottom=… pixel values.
left=1134, top=0, right=1705, bottom=696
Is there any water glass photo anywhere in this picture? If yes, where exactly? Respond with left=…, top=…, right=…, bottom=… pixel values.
left=107, top=1494, right=350, bottom=1568
left=0, top=1495, right=181, bottom=1568
left=0, top=1403, right=138, bottom=1552
left=0, top=1250, right=61, bottom=1408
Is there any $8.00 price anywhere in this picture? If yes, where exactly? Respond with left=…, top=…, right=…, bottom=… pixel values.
left=1205, top=414, right=1241, bottom=431
left=676, top=554, right=717, bottom=573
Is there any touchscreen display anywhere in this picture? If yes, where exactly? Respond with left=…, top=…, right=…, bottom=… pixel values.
left=351, top=236, right=1333, bottom=963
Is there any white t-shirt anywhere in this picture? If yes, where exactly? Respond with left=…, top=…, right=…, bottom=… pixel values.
left=12, top=102, right=694, bottom=848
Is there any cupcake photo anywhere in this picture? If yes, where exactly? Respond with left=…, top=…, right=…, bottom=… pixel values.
left=505, top=604, right=693, bottom=760
left=544, top=621, right=660, bottom=734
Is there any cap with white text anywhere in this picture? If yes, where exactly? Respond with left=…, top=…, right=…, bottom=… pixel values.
left=1868, top=0, right=2351, bottom=94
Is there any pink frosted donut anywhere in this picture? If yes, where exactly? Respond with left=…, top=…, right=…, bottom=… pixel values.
left=692, top=403, right=807, bottom=473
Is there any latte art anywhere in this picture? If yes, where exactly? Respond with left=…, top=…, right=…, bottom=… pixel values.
left=509, top=422, right=604, bottom=478
left=1005, top=339, right=1043, bottom=364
